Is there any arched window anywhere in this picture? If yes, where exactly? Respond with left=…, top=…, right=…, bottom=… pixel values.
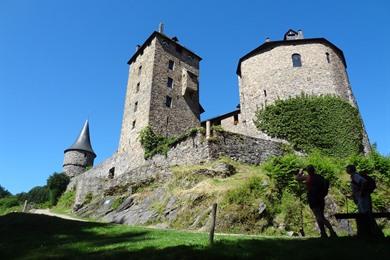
left=292, top=54, right=302, bottom=67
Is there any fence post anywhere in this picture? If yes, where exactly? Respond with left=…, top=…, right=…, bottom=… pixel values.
left=206, top=121, right=211, bottom=140
left=209, top=203, right=218, bottom=245
left=22, top=200, right=28, bottom=213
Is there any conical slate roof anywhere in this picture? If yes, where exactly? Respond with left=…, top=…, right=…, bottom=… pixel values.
left=64, top=120, right=96, bottom=157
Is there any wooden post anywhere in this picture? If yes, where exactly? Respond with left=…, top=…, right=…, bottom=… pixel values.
left=206, top=121, right=211, bottom=140
left=209, top=203, right=217, bottom=245
left=22, top=200, right=28, bottom=213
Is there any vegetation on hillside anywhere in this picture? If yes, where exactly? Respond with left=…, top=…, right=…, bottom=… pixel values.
left=139, top=126, right=204, bottom=159
left=255, top=95, right=364, bottom=157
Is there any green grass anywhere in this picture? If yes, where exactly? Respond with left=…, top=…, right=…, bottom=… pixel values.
left=0, top=213, right=389, bottom=260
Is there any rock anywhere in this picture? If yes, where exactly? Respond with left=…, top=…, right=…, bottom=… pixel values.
left=287, top=231, right=294, bottom=237
left=258, top=202, right=266, bottom=215
left=116, top=196, right=134, bottom=212
left=193, top=162, right=236, bottom=178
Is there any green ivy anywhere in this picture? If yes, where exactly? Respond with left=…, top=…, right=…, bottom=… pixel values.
left=139, top=126, right=203, bottom=159
left=255, top=95, right=364, bottom=157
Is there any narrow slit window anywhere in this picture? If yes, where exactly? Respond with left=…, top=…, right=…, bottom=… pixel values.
left=233, top=114, right=239, bottom=125
left=138, top=65, right=142, bottom=76
left=326, top=52, right=330, bottom=63
left=132, top=120, right=136, bottom=129
left=165, top=96, right=172, bottom=108
left=167, top=77, right=173, bottom=88
left=136, top=82, right=140, bottom=92
left=168, top=60, right=174, bottom=70
left=292, top=54, right=302, bottom=67
left=134, top=102, right=138, bottom=112
left=264, top=89, right=267, bottom=97
left=108, top=167, right=115, bottom=179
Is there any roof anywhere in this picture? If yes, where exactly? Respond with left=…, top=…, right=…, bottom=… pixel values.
left=236, top=38, right=347, bottom=76
left=201, top=109, right=240, bottom=124
left=64, top=120, right=96, bottom=157
left=128, top=31, right=202, bottom=65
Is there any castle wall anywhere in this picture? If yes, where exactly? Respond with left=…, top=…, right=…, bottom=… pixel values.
left=118, top=38, right=157, bottom=164
left=63, top=150, right=95, bottom=178
left=239, top=42, right=355, bottom=135
left=69, top=131, right=284, bottom=206
left=148, top=37, right=201, bottom=137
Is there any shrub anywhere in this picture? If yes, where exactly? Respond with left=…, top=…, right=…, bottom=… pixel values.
left=55, top=191, right=75, bottom=210
left=0, top=185, right=11, bottom=199
left=255, top=95, right=364, bottom=157
left=47, top=173, right=70, bottom=206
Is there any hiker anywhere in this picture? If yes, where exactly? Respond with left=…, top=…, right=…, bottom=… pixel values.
left=296, top=165, right=337, bottom=238
left=346, top=164, right=381, bottom=237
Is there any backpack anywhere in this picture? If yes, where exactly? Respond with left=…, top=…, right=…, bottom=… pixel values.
left=360, top=174, right=376, bottom=194
left=310, top=174, right=329, bottom=198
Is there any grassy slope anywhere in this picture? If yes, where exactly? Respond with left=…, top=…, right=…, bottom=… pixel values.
left=0, top=213, right=389, bottom=260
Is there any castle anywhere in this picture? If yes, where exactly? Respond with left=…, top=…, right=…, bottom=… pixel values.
left=63, top=27, right=369, bottom=185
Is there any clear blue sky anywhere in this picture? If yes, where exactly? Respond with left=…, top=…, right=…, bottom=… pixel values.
left=1, top=0, right=389, bottom=194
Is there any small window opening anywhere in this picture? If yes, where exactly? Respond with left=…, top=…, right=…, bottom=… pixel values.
left=168, top=60, right=174, bottom=70
left=136, top=82, right=140, bottom=92
left=263, top=89, right=267, bottom=97
left=138, top=65, right=142, bottom=75
left=165, top=96, right=172, bottom=108
left=326, top=52, right=330, bottom=63
left=134, top=102, right=138, bottom=112
left=108, top=167, right=115, bottom=179
left=132, top=120, right=136, bottom=129
left=233, top=114, right=239, bottom=125
left=292, top=54, right=302, bottom=67
left=167, top=77, right=173, bottom=88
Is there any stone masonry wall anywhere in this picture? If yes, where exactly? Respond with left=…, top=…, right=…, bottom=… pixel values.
left=239, top=42, right=355, bottom=136
left=63, top=150, right=95, bottom=178
left=149, top=36, right=201, bottom=137
left=117, top=38, right=156, bottom=165
left=70, top=130, right=284, bottom=205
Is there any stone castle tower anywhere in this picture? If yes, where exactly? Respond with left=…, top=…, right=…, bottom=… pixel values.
left=63, top=120, right=96, bottom=177
left=207, top=29, right=369, bottom=152
left=118, top=24, right=203, bottom=160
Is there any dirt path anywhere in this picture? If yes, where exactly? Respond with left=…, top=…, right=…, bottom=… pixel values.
left=30, top=209, right=86, bottom=222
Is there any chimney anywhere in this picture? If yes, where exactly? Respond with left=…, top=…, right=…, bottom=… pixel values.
left=135, top=44, right=141, bottom=51
left=158, top=22, right=164, bottom=34
left=297, top=29, right=304, bottom=39
left=265, top=37, right=271, bottom=42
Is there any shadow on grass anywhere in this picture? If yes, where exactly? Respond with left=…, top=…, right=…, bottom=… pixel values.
left=0, top=213, right=389, bottom=260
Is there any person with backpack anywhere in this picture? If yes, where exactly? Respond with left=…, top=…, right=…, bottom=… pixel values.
left=296, top=165, right=337, bottom=238
left=346, top=165, right=382, bottom=237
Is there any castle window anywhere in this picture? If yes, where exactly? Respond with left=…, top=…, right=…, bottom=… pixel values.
left=138, top=65, right=142, bottom=76
left=263, top=89, right=267, bottom=97
left=292, top=54, right=302, bottom=67
left=167, top=77, right=173, bottom=88
left=165, top=96, right=172, bottom=108
left=136, top=82, right=140, bottom=92
left=326, top=52, right=330, bottom=63
left=132, top=120, right=136, bottom=129
left=134, top=102, right=138, bottom=112
left=168, top=60, right=174, bottom=70
left=233, top=114, right=239, bottom=125
left=108, top=167, right=115, bottom=179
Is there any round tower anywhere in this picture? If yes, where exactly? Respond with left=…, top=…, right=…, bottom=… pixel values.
left=235, top=29, right=370, bottom=152
left=63, top=120, right=96, bottom=178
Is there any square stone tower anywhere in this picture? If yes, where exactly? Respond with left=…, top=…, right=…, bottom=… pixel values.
left=118, top=27, right=203, bottom=161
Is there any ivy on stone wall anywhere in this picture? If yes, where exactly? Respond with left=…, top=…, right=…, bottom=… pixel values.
left=139, top=126, right=203, bottom=159
left=254, top=95, right=364, bottom=157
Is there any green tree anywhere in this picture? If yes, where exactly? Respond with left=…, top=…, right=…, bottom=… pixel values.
left=0, top=185, right=12, bottom=199
left=47, top=173, right=70, bottom=206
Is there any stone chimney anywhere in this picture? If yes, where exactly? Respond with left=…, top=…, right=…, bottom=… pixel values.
left=265, top=37, right=271, bottom=42
left=297, top=29, right=304, bottom=39
left=158, top=22, right=164, bottom=34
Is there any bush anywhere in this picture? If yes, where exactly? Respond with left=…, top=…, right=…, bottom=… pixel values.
left=47, top=173, right=70, bottom=206
left=55, top=191, right=75, bottom=211
left=255, top=95, right=364, bottom=157
left=0, top=185, right=11, bottom=199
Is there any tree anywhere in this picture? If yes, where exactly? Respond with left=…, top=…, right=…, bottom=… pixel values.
left=0, top=185, right=11, bottom=199
left=47, top=173, right=70, bottom=206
